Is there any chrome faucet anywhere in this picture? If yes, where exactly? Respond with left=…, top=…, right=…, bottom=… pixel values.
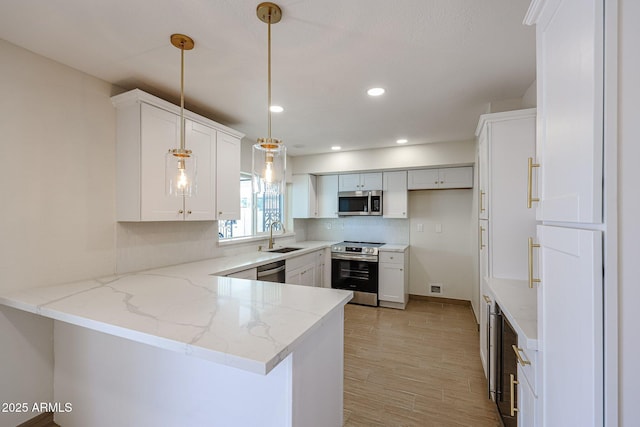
left=268, top=220, right=285, bottom=249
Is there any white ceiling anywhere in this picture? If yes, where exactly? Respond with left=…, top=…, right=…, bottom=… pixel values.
left=0, top=0, right=535, bottom=156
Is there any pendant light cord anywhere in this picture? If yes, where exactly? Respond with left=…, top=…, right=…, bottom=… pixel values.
left=267, top=13, right=272, bottom=141
left=180, top=41, right=186, bottom=151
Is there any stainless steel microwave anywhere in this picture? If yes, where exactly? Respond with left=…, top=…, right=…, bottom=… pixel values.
left=338, top=191, right=382, bottom=216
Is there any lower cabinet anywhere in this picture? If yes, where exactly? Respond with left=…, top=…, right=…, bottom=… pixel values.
left=378, top=248, right=409, bottom=309
left=285, top=249, right=327, bottom=287
left=518, top=366, right=537, bottom=427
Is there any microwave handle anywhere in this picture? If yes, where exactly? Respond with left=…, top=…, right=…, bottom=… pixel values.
left=366, top=192, right=371, bottom=213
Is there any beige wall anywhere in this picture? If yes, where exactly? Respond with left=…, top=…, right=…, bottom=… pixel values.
left=408, top=190, right=475, bottom=301
left=0, top=38, right=117, bottom=425
left=292, top=140, right=475, bottom=175
left=618, top=0, right=640, bottom=424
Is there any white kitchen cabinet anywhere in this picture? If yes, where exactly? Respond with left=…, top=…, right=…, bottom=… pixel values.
left=285, top=250, right=322, bottom=287
left=537, top=225, right=602, bottom=426
left=112, top=89, right=244, bottom=222
left=317, top=175, right=338, bottom=218
left=292, top=174, right=318, bottom=218
left=382, top=171, right=408, bottom=218
left=407, top=167, right=473, bottom=190
left=476, top=109, right=537, bottom=280
left=518, top=365, right=537, bottom=427
left=479, top=285, right=495, bottom=395
left=338, top=172, right=382, bottom=191
left=216, top=132, right=241, bottom=220
left=315, top=248, right=328, bottom=287
left=527, top=0, right=604, bottom=224
left=478, top=131, right=489, bottom=220
left=378, top=248, right=409, bottom=309
left=137, top=103, right=215, bottom=221
left=226, top=268, right=257, bottom=280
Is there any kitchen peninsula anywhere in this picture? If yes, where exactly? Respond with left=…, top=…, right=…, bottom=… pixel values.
left=0, top=245, right=352, bottom=427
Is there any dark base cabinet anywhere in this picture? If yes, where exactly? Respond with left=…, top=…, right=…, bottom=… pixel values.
left=495, top=304, right=518, bottom=427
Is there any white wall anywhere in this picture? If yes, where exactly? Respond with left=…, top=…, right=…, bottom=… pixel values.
left=0, top=38, right=117, bottom=425
left=292, top=140, right=475, bottom=175
left=407, top=190, right=474, bottom=301
left=618, top=0, right=640, bottom=424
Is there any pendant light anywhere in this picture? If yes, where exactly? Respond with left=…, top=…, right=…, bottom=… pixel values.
left=252, top=2, right=286, bottom=195
left=166, top=34, right=197, bottom=197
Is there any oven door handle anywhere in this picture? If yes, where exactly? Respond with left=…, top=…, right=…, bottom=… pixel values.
left=331, top=253, right=378, bottom=262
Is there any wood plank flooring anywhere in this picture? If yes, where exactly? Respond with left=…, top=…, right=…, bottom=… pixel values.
left=343, top=299, right=501, bottom=427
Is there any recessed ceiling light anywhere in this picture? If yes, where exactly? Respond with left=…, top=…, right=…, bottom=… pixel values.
left=331, top=146, right=341, bottom=151
left=396, top=139, right=408, bottom=144
left=367, top=87, right=385, bottom=97
left=270, top=105, right=284, bottom=113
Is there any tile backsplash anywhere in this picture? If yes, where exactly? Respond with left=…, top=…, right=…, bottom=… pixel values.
left=302, top=217, right=409, bottom=244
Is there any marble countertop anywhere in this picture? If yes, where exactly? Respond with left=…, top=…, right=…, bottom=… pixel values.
left=0, top=241, right=352, bottom=375
left=205, top=240, right=336, bottom=276
left=485, top=277, right=538, bottom=350
left=379, top=244, right=409, bottom=252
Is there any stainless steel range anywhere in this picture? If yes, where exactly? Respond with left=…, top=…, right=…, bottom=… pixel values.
left=331, top=241, right=383, bottom=306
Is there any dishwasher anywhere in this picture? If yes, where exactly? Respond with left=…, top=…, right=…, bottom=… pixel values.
left=257, top=260, right=286, bottom=283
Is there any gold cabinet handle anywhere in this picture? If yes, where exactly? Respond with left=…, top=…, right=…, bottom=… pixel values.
left=527, top=157, right=540, bottom=208
left=510, top=374, right=519, bottom=416
left=483, top=294, right=491, bottom=304
left=480, top=190, right=486, bottom=213
left=528, top=237, right=541, bottom=288
left=178, top=209, right=184, bottom=214
left=480, top=226, right=486, bottom=249
left=512, top=345, right=531, bottom=366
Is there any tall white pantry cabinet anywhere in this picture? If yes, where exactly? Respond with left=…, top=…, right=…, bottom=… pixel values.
left=525, top=0, right=606, bottom=426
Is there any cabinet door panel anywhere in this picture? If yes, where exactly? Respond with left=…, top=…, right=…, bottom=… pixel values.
left=407, top=169, right=439, bottom=190
left=184, top=120, right=215, bottom=220
left=439, top=167, right=473, bottom=189
left=538, top=225, right=602, bottom=426
left=478, top=130, right=489, bottom=219
left=216, top=132, right=241, bottom=220
left=140, top=103, right=183, bottom=221
left=378, top=263, right=404, bottom=303
left=360, top=173, right=383, bottom=191
left=537, top=0, right=603, bottom=223
left=338, top=174, right=360, bottom=192
left=382, top=171, right=407, bottom=218
left=317, top=175, right=338, bottom=218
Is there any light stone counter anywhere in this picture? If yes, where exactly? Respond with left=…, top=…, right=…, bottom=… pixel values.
left=0, top=240, right=351, bottom=375
left=485, top=277, right=538, bottom=349
left=379, top=244, right=409, bottom=252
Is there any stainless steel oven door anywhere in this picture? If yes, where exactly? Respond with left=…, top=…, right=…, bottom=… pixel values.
left=331, top=254, right=378, bottom=305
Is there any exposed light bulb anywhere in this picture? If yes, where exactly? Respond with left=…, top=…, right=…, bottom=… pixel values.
left=177, top=163, right=188, bottom=190
left=264, top=159, right=274, bottom=183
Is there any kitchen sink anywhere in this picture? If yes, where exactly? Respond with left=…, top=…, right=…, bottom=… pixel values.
left=268, top=247, right=302, bottom=253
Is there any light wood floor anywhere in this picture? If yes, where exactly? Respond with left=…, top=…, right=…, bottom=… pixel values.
left=343, top=299, right=501, bottom=427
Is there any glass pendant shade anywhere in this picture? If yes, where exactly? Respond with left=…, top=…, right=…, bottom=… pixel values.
left=252, top=140, right=286, bottom=195
left=166, top=148, right=197, bottom=197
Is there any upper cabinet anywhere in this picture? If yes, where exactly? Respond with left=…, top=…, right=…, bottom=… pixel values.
left=338, top=172, right=382, bottom=192
left=317, top=175, right=339, bottom=218
left=216, top=132, right=241, bottom=220
left=292, top=174, right=318, bottom=219
left=407, top=167, right=473, bottom=190
left=382, top=171, right=408, bottom=218
left=476, top=109, right=537, bottom=280
left=111, top=89, right=244, bottom=222
left=525, top=0, right=604, bottom=223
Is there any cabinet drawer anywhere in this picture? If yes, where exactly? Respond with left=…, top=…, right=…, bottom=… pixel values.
left=514, top=335, right=537, bottom=395
left=379, top=251, right=404, bottom=264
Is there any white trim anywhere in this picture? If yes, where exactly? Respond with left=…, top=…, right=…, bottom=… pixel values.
left=524, top=0, right=547, bottom=26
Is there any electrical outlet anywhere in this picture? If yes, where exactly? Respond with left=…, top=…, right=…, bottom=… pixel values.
left=417, top=223, right=424, bottom=232
left=325, top=222, right=332, bottom=230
